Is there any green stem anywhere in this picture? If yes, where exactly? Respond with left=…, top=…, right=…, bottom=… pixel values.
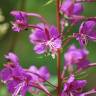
left=56, top=0, right=61, bottom=96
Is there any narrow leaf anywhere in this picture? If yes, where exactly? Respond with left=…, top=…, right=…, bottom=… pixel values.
left=43, top=0, right=54, bottom=6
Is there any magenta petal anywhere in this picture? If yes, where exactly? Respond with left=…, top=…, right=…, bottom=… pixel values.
left=38, top=66, right=50, bottom=82
left=0, top=68, right=12, bottom=82
left=11, top=11, right=28, bottom=32
left=11, top=11, right=28, bottom=23
left=49, top=25, right=59, bottom=38
left=20, top=86, right=28, bottom=96
left=60, top=0, right=83, bottom=16
left=34, top=44, right=46, bottom=54
left=29, top=30, right=46, bottom=44
left=12, top=23, right=21, bottom=32
left=29, top=23, right=61, bottom=56
left=29, top=24, right=48, bottom=44
left=79, top=20, right=96, bottom=41
left=54, top=39, right=61, bottom=48
left=73, top=3, right=83, bottom=15
left=77, top=59, right=90, bottom=69
left=74, top=80, right=87, bottom=89
left=28, top=66, right=39, bottom=81
left=64, top=45, right=89, bottom=69
left=62, top=74, right=87, bottom=96
left=7, top=80, right=18, bottom=93
left=29, top=65, right=38, bottom=72
left=5, top=52, right=19, bottom=65
left=61, top=0, right=73, bottom=16
left=67, top=74, right=75, bottom=83
left=35, top=24, right=48, bottom=41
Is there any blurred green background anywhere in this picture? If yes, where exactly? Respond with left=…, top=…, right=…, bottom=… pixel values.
left=0, top=0, right=96, bottom=96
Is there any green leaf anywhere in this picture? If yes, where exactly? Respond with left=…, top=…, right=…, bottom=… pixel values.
left=45, top=76, right=57, bottom=92
left=26, top=92, right=32, bottom=96
left=43, top=0, right=54, bottom=6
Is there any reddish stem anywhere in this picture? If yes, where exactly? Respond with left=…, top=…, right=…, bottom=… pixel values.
left=63, top=37, right=74, bottom=47
left=56, top=0, right=61, bottom=96
left=28, top=24, right=43, bottom=30
left=29, top=83, right=51, bottom=96
left=25, top=70, right=57, bottom=88
left=27, top=12, right=48, bottom=24
left=61, top=24, right=74, bottom=40
left=57, top=49, right=61, bottom=96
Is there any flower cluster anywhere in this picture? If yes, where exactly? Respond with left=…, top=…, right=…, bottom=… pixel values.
left=74, top=19, right=96, bottom=47
left=64, top=45, right=90, bottom=70
left=29, top=23, right=61, bottom=58
left=0, top=53, right=50, bottom=96
left=60, top=0, right=84, bottom=16
left=61, top=45, right=96, bottom=96
left=60, top=0, right=84, bottom=24
left=11, top=11, right=61, bottom=58
left=0, top=0, right=96, bottom=96
left=61, top=74, right=96, bottom=96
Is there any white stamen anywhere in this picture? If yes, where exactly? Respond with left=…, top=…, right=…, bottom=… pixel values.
left=12, top=82, right=25, bottom=96
left=46, top=38, right=57, bottom=59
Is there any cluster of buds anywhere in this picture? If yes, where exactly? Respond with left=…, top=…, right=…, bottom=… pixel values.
left=0, top=0, right=96, bottom=96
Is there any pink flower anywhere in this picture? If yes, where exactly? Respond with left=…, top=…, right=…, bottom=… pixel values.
left=29, top=23, right=61, bottom=58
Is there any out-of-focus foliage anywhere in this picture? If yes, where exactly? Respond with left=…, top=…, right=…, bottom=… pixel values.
left=0, top=0, right=96, bottom=96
